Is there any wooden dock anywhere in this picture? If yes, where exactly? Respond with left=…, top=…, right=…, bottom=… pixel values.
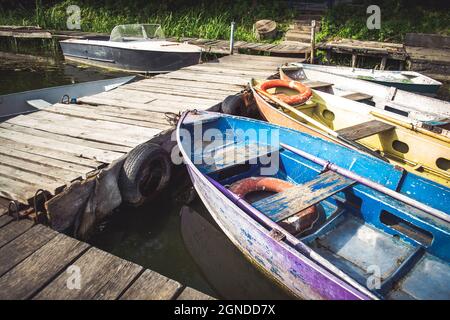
left=0, top=54, right=300, bottom=298
left=317, top=38, right=407, bottom=69
left=0, top=54, right=299, bottom=206
left=0, top=200, right=213, bottom=300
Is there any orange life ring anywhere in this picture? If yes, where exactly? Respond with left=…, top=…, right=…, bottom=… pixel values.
left=229, top=177, right=319, bottom=235
left=259, top=79, right=312, bottom=105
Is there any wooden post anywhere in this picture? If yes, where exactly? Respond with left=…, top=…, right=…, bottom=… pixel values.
left=351, top=53, right=358, bottom=68
left=229, top=21, right=236, bottom=55
left=310, top=20, right=316, bottom=63
left=380, top=56, right=387, bottom=70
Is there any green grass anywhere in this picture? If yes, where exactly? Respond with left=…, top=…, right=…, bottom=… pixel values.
left=0, top=0, right=294, bottom=43
left=316, top=2, right=450, bottom=43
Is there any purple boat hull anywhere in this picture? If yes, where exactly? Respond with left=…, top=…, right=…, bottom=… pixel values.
left=184, top=164, right=370, bottom=300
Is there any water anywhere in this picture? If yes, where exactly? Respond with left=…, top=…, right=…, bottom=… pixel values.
left=0, top=42, right=290, bottom=299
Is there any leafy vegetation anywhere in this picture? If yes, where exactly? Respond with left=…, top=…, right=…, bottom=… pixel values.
left=0, top=0, right=296, bottom=42
left=1, top=1, right=449, bottom=43
left=316, top=1, right=450, bottom=43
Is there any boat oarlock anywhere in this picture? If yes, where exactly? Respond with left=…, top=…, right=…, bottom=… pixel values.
left=260, top=79, right=312, bottom=105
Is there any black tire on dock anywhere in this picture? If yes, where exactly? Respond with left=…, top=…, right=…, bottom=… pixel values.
left=119, top=142, right=172, bottom=207
left=221, top=94, right=245, bottom=115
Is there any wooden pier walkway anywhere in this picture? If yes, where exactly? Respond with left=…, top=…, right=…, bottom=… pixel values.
left=0, top=201, right=213, bottom=300
left=0, top=54, right=299, bottom=206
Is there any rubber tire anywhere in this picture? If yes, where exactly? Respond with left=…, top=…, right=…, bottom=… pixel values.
left=119, top=142, right=172, bottom=207
left=221, top=94, right=245, bottom=115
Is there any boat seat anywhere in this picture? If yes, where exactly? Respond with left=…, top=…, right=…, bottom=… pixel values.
left=341, top=92, right=373, bottom=102
left=253, top=170, right=355, bottom=222
left=336, top=120, right=395, bottom=141
left=302, top=80, right=333, bottom=90
left=196, top=141, right=279, bottom=174
left=26, top=99, right=52, bottom=109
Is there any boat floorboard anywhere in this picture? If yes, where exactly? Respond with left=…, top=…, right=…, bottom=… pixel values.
left=0, top=54, right=300, bottom=204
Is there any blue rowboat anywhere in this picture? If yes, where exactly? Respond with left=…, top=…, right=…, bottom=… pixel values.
left=177, top=110, right=450, bottom=300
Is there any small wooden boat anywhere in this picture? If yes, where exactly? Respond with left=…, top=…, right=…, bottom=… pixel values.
left=0, top=76, right=134, bottom=119
left=177, top=110, right=450, bottom=300
left=279, top=63, right=450, bottom=134
left=0, top=76, right=134, bottom=118
left=250, top=79, right=450, bottom=186
left=289, top=63, right=442, bottom=95
left=59, top=24, right=202, bottom=73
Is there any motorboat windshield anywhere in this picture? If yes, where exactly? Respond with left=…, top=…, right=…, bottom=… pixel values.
left=109, top=24, right=165, bottom=42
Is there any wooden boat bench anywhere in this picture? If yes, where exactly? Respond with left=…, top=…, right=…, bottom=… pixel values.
left=340, top=92, right=373, bottom=103
left=336, top=120, right=395, bottom=141
left=253, top=170, right=356, bottom=222
left=197, top=141, right=280, bottom=174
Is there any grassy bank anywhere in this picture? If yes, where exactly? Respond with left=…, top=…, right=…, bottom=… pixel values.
left=317, top=1, right=450, bottom=43
left=1, top=1, right=449, bottom=44
left=0, top=0, right=296, bottom=42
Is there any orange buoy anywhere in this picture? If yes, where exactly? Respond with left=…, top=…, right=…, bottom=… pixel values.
left=229, top=177, right=319, bottom=235
left=259, top=79, right=312, bottom=105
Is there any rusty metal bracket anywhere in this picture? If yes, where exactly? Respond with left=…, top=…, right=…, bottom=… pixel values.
left=8, top=200, right=20, bottom=221
left=33, top=189, right=49, bottom=223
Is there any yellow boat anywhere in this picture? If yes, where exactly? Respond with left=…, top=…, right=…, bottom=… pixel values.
left=250, top=78, right=450, bottom=186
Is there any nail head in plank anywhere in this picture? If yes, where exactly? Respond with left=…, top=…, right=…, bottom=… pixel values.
left=34, top=247, right=142, bottom=300
left=120, top=269, right=183, bottom=300
left=336, top=120, right=395, bottom=141
left=0, top=233, right=89, bottom=300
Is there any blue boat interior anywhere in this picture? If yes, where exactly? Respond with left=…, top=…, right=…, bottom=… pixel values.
left=180, top=112, right=450, bottom=299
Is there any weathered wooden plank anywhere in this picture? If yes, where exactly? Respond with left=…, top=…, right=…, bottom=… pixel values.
left=0, top=224, right=57, bottom=277
left=139, top=77, right=242, bottom=91
left=0, top=127, right=123, bottom=163
left=120, top=269, right=182, bottom=300
left=0, top=175, right=44, bottom=203
left=67, top=104, right=171, bottom=126
left=177, top=287, right=215, bottom=300
left=124, top=82, right=237, bottom=99
left=34, top=247, right=142, bottom=300
left=113, top=87, right=222, bottom=105
left=0, top=197, right=10, bottom=216
left=0, top=233, right=89, bottom=300
left=0, top=219, right=34, bottom=248
left=0, top=153, right=82, bottom=182
left=253, top=171, right=356, bottom=222
left=336, top=120, right=395, bottom=141
left=184, top=64, right=273, bottom=77
left=0, top=144, right=94, bottom=175
left=0, top=214, right=13, bottom=228
left=0, top=137, right=102, bottom=169
left=40, top=104, right=171, bottom=130
left=12, top=111, right=161, bottom=143
left=0, top=164, right=65, bottom=196
left=118, top=85, right=227, bottom=103
left=0, top=123, right=129, bottom=154
left=5, top=114, right=144, bottom=149
left=157, top=70, right=249, bottom=86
